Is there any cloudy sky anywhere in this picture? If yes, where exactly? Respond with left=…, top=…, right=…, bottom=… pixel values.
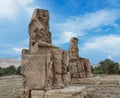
left=0, top=0, right=120, bottom=64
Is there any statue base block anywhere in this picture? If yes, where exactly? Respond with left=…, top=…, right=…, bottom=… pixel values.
left=21, top=86, right=86, bottom=98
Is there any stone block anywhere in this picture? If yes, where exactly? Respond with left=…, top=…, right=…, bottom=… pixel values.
left=21, top=54, right=47, bottom=89
left=19, top=89, right=30, bottom=98
left=31, top=90, right=44, bottom=98
left=31, top=86, right=86, bottom=98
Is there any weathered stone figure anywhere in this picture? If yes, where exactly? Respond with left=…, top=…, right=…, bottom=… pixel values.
left=21, top=9, right=68, bottom=93
left=21, top=8, right=90, bottom=98
left=29, top=9, right=51, bottom=54
left=68, top=37, right=91, bottom=79
left=69, top=37, right=79, bottom=60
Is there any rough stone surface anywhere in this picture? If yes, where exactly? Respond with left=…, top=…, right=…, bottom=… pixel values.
left=21, top=86, right=86, bottom=98
left=68, top=37, right=92, bottom=80
left=21, top=44, right=68, bottom=90
left=21, top=8, right=91, bottom=98
left=69, top=37, right=79, bottom=60
left=21, top=9, right=68, bottom=91
left=29, top=9, right=52, bottom=54
left=20, top=88, right=30, bottom=98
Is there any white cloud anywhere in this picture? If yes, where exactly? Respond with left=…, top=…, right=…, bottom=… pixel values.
left=81, top=34, right=120, bottom=56
left=0, top=47, right=28, bottom=56
left=0, top=48, right=22, bottom=55
left=0, top=38, right=29, bottom=57
left=107, top=54, right=113, bottom=60
left=0, top=0, right=36, bottom=19
left=53, top=31, right=78, bottom=45
left=0, top=47, right=27, bottom=56
left=53, top=9, right=120, bottom=45
left=12, top=47, right=24, bottom=54
left=17, top=0, right=34, bottom=6
left=0, top=0, right=16, bottom=19
left=11, top=38, right=29, bottom=54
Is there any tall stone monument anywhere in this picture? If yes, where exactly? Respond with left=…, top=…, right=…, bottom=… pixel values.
left=21, top=8, right=87, bottom=98
left=21, top=9, right=68, bottom=91
left=68, top=37, right=91, bottom=81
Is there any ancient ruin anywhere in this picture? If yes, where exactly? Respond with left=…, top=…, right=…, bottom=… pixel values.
left=21, top=9, right=68, bottom=91
left=68, top=37, right=92, bottom=81
left=21, top=8, right=91, bottom=98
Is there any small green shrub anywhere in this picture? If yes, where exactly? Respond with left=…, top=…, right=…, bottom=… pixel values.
left=0, top=65, right=21, bottom=76
left=87, top=94, right=95, bottom=98
left=15, top=96, right=20, bottom=98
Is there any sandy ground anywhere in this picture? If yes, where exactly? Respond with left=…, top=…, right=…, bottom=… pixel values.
left=86, top=84, right=120, bottom=98
left=72, top=75, right=120, bottom=98
left=0, top=75, right=23, bottom=98
left=86, top=75, right=120, bottom=98
left=0, top=75, right=120, bottom=98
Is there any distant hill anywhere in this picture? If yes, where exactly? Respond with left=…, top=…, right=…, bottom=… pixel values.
left=0, top=58, right=20, bottom=68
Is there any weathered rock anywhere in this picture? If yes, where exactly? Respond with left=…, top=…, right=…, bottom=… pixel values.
left=21, top=8, right=91, bottom=98
left=21, top=9, right=68, bottom=91
left=68, top=37, right=91, bottom=79
left=21, top=47, right=68, bottom=90
left=29, top=9, right=52, bottom=54
left=21, top=53, right=47, bottom=89
left=21, top=86, right=86, bottom=98
left=79, top=58, right=92, bottom=78
left=20, top=89, right=30, bottom=98
left=68, top=37, right=79, bottom=60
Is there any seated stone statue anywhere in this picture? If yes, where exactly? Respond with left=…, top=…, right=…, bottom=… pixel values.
left=21, top=9, right=68, bottom=91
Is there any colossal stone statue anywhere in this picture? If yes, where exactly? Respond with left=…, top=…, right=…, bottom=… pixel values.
left=21, top=9, right=68, bottom=91
left=69, top=37, right=79, bottom=60
left=21, top=8, right=91, bottom=98
left=68, top=37, right=91, bottom=79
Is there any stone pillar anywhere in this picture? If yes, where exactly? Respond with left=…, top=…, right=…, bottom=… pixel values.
left=68, top=37, right=92, bottom=80
left=68, top=37, right=79, bottom=60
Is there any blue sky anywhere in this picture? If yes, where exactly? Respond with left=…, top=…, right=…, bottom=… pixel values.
left=0, top=0, right=120, bottom=64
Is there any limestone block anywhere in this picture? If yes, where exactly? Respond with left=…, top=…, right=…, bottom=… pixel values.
left=31, top=90, right=44, bottom=98
left=21, top=54, right=47, bottom=89
left=45, top=53, right=54, bottom=89
left=79, top=58, right=92, bottom=78
left=31, top=86, right=86, bottom=98
left=69, top=60, right=80, bottom=78
left=20, top=89, right=30, bottom=98
left=52, top=49, right=63, bottom=75
left=62, top=72, right=71, bottom=85
left=68, top=37, right=92, bottom=80
left=68, top=37, right=79, bottom=60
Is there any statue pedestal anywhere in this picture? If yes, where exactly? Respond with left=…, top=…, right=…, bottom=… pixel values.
left=21, top=86, right=86, bottom=98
